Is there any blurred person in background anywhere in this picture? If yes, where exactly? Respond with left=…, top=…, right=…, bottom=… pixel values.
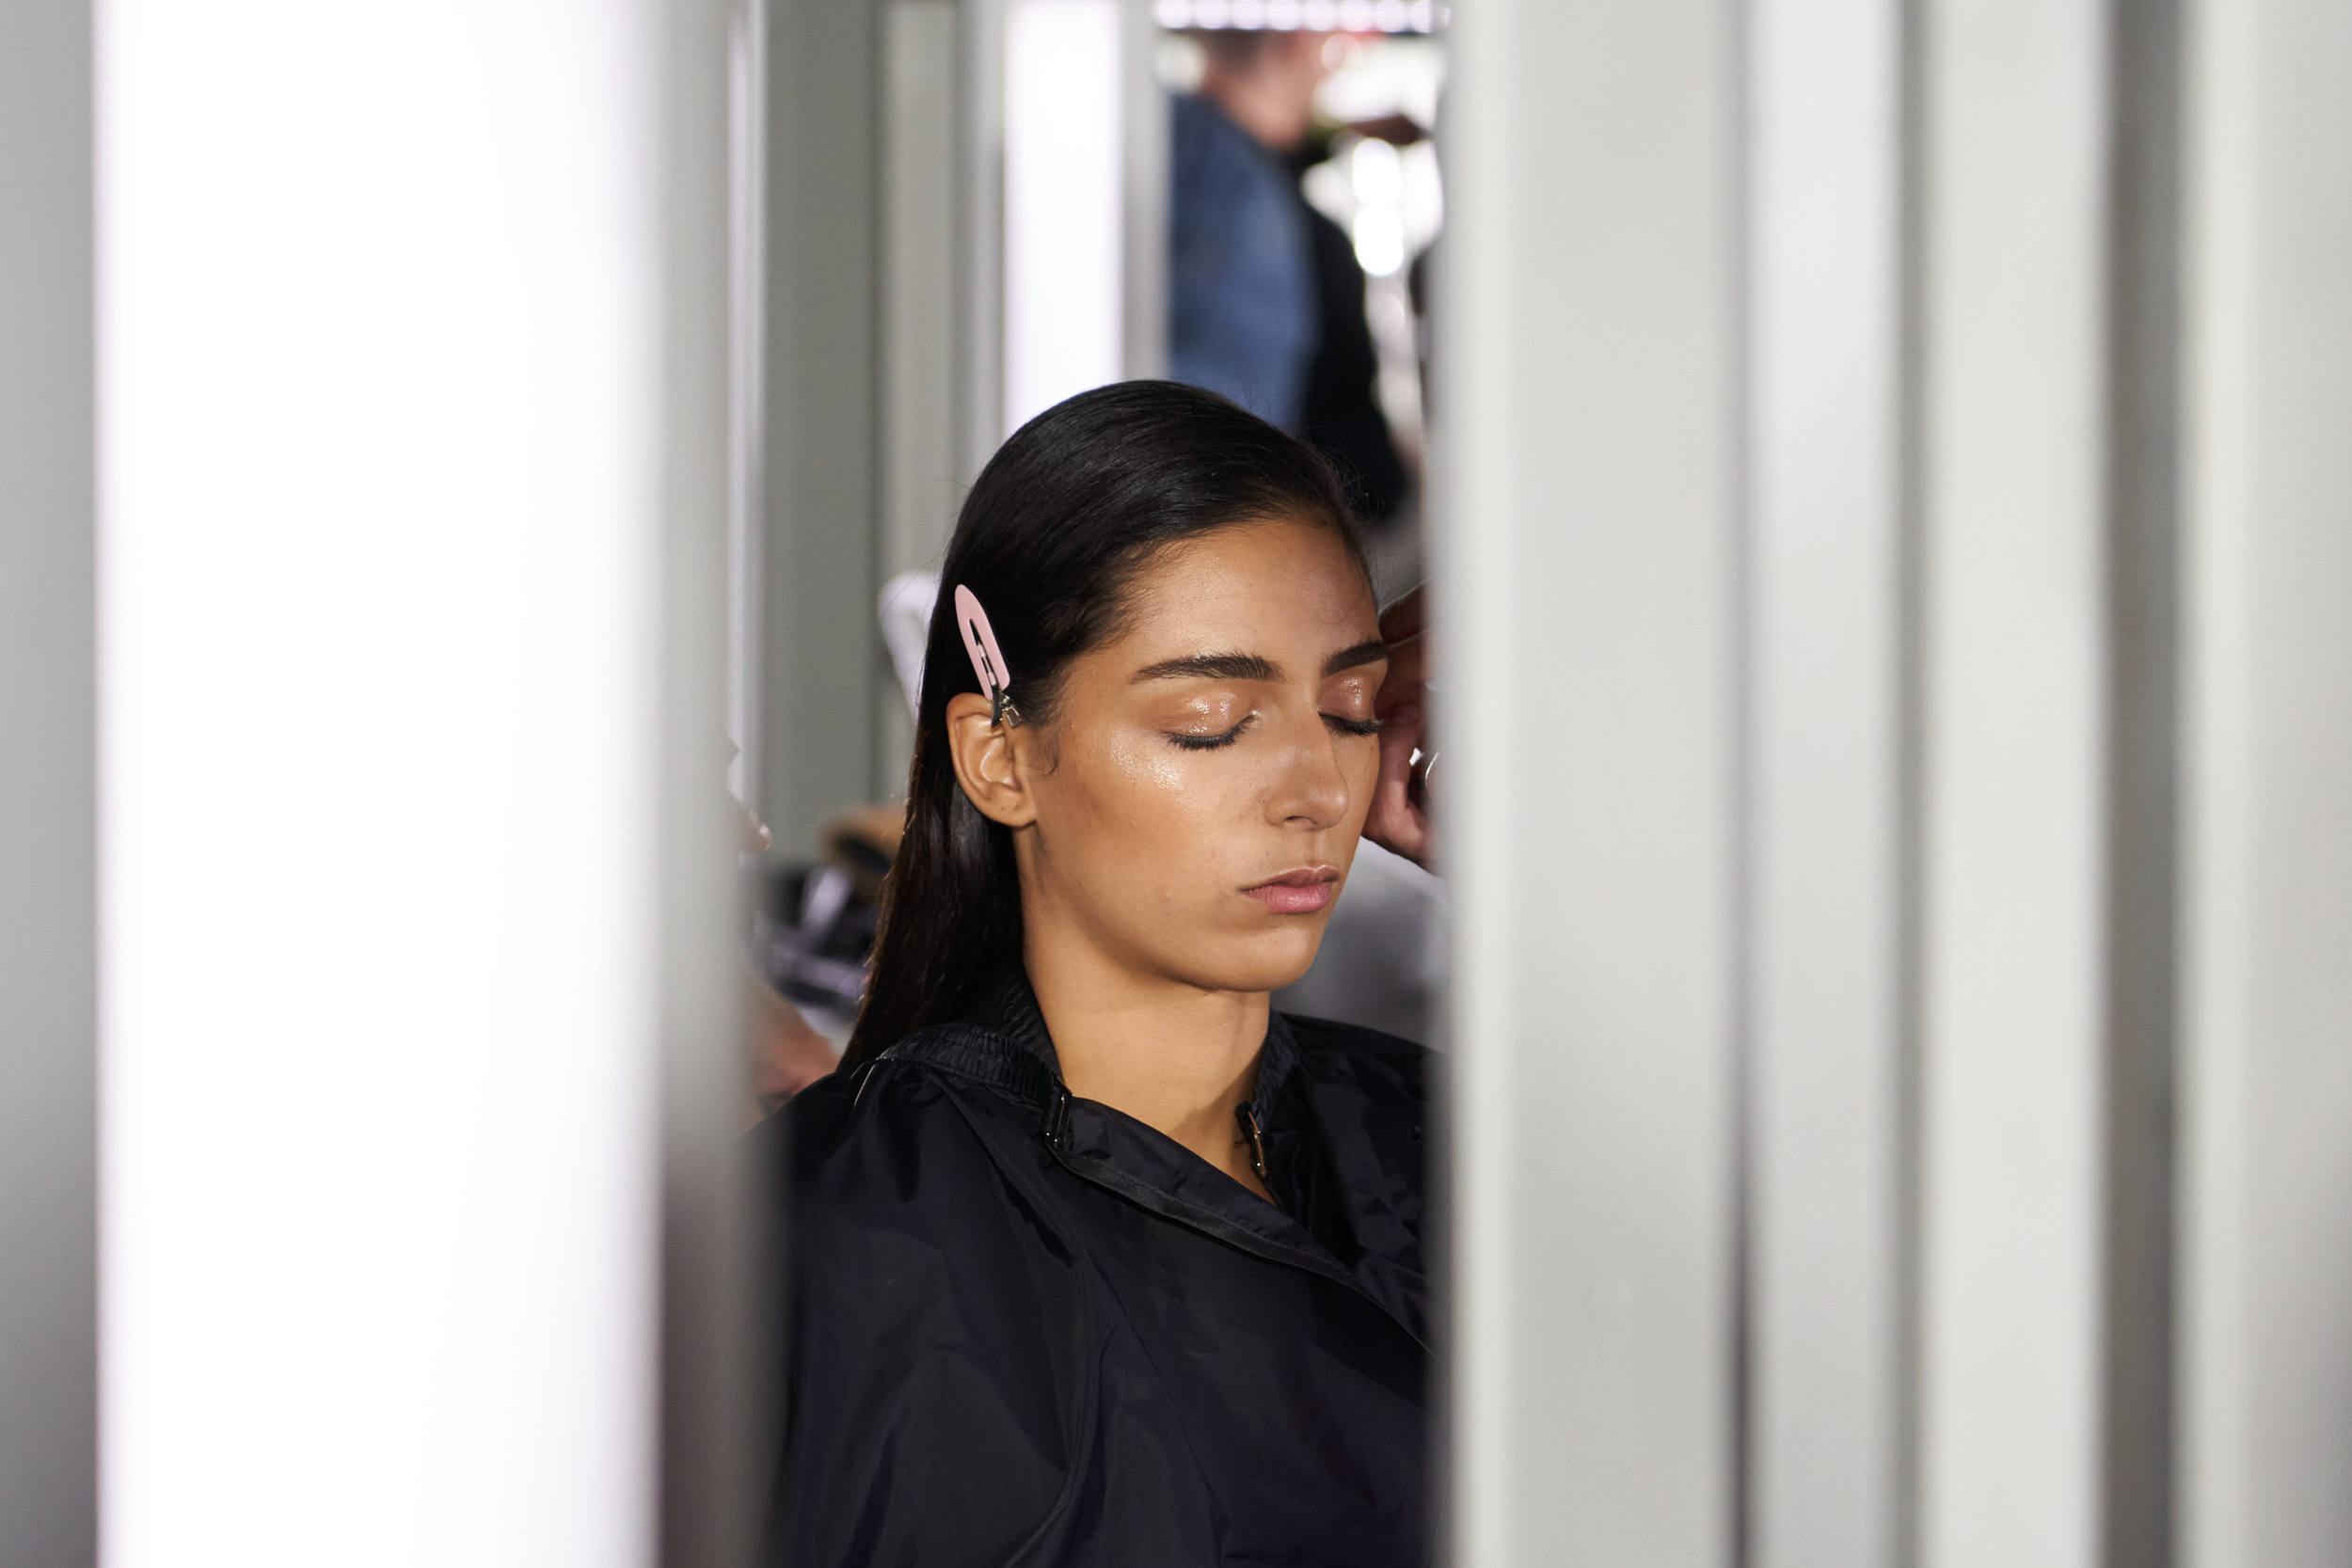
left=1171, top=27, right=1407, bottom=525
left=766, top=383, right=1433, bottom=1565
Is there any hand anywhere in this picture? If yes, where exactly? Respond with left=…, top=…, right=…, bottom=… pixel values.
left=747, top=969, right=840, bottom=1122
left=1363, top=584, right=1436, bottom=871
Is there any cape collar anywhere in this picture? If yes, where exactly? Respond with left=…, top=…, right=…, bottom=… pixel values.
left=957, top=966, right=1304, bottom=1115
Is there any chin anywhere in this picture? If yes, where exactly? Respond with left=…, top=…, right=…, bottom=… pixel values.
left=1190, top=926, right=1327, bottom=995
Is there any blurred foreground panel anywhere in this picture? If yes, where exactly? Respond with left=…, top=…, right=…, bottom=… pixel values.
left=1, top=1, right=98, bottom=1563
left=2183, top=1, right=2352, bottom=1563
left=95, top=3, right=727, bottom=1563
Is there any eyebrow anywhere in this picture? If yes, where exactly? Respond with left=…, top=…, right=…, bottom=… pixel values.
left=1128, top=640, right=1391, bottom=686
left=1131, top=652, right=1279, bottom=684
left=1322, top=639, right=1391, bottom=676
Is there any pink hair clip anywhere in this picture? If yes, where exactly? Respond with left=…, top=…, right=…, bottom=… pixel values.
left=954, top=584, right=1018, bottom=725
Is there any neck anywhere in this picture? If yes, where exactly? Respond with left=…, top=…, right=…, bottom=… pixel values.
left=1022, top=927, right=1275, bottom=1202
left=1200, top=70, right=1311, bottom=154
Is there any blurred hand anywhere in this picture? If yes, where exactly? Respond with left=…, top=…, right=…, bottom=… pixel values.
left=747, top=970, right=840, bottom=1124
left=1363, top=584, right=1436, bottom=871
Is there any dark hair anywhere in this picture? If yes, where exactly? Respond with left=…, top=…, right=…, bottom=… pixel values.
left=842, top=380, right=1366, bottom=1069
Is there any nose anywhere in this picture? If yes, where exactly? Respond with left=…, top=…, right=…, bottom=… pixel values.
left=1266, top=708, right=1353, bottom=832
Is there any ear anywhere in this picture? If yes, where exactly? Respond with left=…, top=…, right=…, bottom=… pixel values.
left=944, top=691, right=1041, bottom=828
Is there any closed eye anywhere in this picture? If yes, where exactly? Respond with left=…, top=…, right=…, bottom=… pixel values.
left=1168, top=719, right=1249, bottom=751
left=1168, top=713, right=1378, bottom=750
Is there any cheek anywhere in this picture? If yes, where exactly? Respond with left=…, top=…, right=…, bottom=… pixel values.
left=1044, top=735, right=1218, bottom=880
left=1096, top=734, right=1236, bottom=846
left=1073, top=737, right=1267, bottom=911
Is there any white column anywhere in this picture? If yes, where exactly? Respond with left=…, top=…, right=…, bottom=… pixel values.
left=878, top=0, right=963, bottom=785
left=1001, top=0, right=1124, bottom=433
left=96, top=1, right=728, bottom=1560
left=2182, top=2, right=2352, bottom=1564
left=1444, top=1, right=1742, bottom=1562
left=0, top=1, right=99, bottom=1560
left=1119, top=0, right=1168, bottom=381
left=1747, top=0, right=1907, bottom=1563
left=1915, top=2, right=2110, bottom=1565
left=882, top=0, right=964, bottom=589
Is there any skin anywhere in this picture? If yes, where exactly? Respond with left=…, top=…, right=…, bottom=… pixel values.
left=1363, top=582, right=1434, bottom=869
left=945, top=518, right=1385, bottom=1203
left=1200, top=30, right=1331, bottom=153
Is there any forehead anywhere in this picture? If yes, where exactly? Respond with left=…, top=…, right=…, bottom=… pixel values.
left=1110, top=518, right=1375, bottom=649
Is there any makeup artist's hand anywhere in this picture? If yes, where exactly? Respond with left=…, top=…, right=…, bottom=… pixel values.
left=1363, top=584, right=1436, bottom=871
left=748, top=967, right=840, bottom=1121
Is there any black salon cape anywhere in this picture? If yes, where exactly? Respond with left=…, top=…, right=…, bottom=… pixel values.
left=761, top=974, right=1432, bottom=1567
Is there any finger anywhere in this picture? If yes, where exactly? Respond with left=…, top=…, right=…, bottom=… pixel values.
left=1378, top=581, right=1427, bottom=644
left=1378, top=709, right=1420, bottom=789
left=1364, top=769, right=1431, bottom=866
left=1375, top=637, right=1427, bottom=716
left=1364, top=705, right=1431, bottom=861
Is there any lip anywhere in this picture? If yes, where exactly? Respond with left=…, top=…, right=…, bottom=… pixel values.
left=1243, top=865, right=1342, bottom=915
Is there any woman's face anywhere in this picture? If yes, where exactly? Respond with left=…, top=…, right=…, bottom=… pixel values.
left=958, top=517, right=1386, bottom=996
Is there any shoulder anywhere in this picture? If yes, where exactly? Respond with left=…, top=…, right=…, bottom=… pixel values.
left=1171, top=95, right=1289, bottom=204
left=763, top=1052, right=1074, bottom=1350
left=763, top=1058, right=1097, bottom=1565
left=750, top=1057, right=1022, bottom=1260
left=773, top=1045, right=1014, bottom=1168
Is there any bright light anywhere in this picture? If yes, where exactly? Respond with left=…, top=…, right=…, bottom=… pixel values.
left=1004, top=0, right=1126, bottom=434
left=1353, top=207, right=1407, bottom=277
left=1151, top=0, right=1439, bottom=31
left=1347, top=137, right=1408, bottom=275
left=98, top=3, right=662, bottom=1563
left=1352, top=135, right=1406, bottom=205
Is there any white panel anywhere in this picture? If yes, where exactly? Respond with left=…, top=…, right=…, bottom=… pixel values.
left=881, top=0, right=961, bottom=792
left=0, top=0, right=99, bottom=1558
left=99, top=4, right=662, bottom=1564
left=883, top=0, right=961, bottom=582
left=1120, top=0, right=1168, bottom=380
left=2183, top=2, right=2352, bottom=1564
left=1444, top=0, right=1740, bottom=1563
left=959, top=0, right=1009, bottom=480
left=1915, top=2, right=2107, bottom=1565
left=1747, top=0, right=1904, bottom=1563
left=1002, top=0, right=1123, bottom=434
left=728, top=0, right=768, bottom=807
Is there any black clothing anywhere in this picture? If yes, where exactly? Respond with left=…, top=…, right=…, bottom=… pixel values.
left=767, top=974, right=1432, bottom=1566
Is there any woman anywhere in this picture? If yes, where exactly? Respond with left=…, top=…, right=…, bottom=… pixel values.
left=770, top=381, right=1435, bottom=1566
